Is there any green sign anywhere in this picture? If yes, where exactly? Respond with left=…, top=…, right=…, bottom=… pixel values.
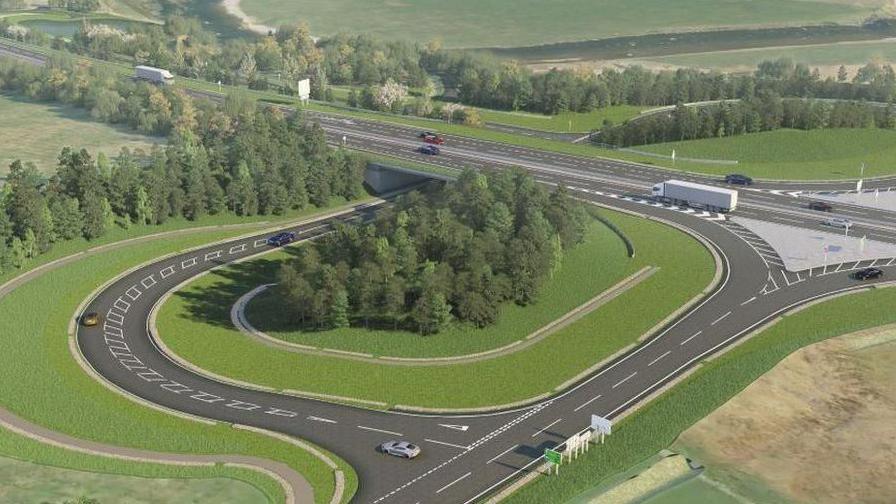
left=545, top=448, right=561, bottom=465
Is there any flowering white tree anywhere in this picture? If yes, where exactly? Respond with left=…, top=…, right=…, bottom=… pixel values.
left=372, top=79, right=408, bottom=112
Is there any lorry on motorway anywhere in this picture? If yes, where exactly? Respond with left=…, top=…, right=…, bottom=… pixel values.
left=652, top=179, right=738, bottom=213
left=134, top=65, right=174, bottom=85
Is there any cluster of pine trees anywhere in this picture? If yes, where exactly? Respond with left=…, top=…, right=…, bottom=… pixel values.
left=0, top=59, right=367, bottom=276
left=599, top=93, right=896, bottom=147
left=277, top=169, right=588, bottom=335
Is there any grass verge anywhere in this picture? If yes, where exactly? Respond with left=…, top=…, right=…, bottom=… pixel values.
left=501, top=284, right=896, bottom=503
left=156, top=209, right=713, bottom=409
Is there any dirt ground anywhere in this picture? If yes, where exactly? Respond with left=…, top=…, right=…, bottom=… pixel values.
left=675, top=325, right=896, bottom=504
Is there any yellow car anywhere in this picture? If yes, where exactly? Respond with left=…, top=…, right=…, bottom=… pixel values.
left=81, top=312, right=100, bottom=327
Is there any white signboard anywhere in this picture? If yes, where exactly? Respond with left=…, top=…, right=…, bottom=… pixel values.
left=591, top=415, right=612, bottom=435
left=297, top=78, right=311, bottom=101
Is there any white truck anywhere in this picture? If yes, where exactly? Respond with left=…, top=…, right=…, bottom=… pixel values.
left=134, top=65, right=174, bottom=86
left=652, top=179, right=738, bottom=213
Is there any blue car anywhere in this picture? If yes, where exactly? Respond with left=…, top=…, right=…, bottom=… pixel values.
left=418, top=144, right=440, bottom=155
left=267, top=232, right=296, bottom=246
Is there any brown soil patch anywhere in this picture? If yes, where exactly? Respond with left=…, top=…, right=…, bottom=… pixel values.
left=677, top=326, right=896, bottom=504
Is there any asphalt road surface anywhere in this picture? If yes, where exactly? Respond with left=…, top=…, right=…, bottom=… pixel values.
left=5, top=40, right=896, bottom=503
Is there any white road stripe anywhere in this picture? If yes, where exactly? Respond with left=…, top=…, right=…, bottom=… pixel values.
left=436, top=472, right=471, bottom=494
left=573, top=394, right=602, bottom=412
left=357, top=425, right=403, bottom=437
left=741, top=296, right=757, bottom=306
left=424, top=438, right=469, bottom=451
left=531, top=418, right=562, bottom=438
left=680, top=330, right=702, bottom=345
left=647, top=351, right=671, bottom=367
left=487, top=444, right=520, bottom=464
left=711, top=311, right=732, bottom=326
left=307, top=416, right=337, bottom=424
left=612, top=372, right=637, bottom=389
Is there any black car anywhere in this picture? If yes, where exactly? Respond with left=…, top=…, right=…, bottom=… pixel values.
left=267, top=232, right=296, bottom=247
left=853, top=267, right=883, bottom=281
left=725, top=174, right=753, bottom=185
left=808, top=201, right=833, bottom=212
left=418, top=145, right=440, bottom=155
left=417, top=131, right=436, bottom=138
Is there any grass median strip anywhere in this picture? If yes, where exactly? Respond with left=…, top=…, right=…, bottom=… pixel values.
left=156, top=209, right=713, bottom=409
left=0, top=218, right=361, bottom=504
left=501, top=285, right=896, bottom=504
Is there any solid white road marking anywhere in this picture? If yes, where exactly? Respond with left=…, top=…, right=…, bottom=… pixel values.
left=436, top=472, right=471, bottom=494
left=612, top=372, right=637, bottom=389
left=647, top=351, right=671, bottom=367
left=424, top=438, right=470, bottom=451
left=711, top=311, right=732, bottom=325
left=741, top=296, right=757, bottom=306
left=307, top=416, right=337, bottom=424
left=680, top=330, right=702, bottom=346
left=438, top=424, right=469, bottom=432
left=573, top=394, right=602, bottom=412
left=531, top=418, right=562, bottom=438
left=357, top=425, right=403, bottom=437
left=487, top=444, right=520, bottom=464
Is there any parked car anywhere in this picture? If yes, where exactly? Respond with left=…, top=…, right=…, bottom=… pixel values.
left=81, top=312, right=100, bottom=327
left=380, top=440, right=421, bottom=459
left=266, top=232, right=296, bottom=247
left=853, top=267, right=883, bottom=281
left=423, top=134, right=445, bottom=145
left=724, top=174, right=753, bottom=186
left=418, top=145, right=440, bottom=155
left=808, top=201, right=833, bottom=212
left=823, top=217, right=852, bottom=229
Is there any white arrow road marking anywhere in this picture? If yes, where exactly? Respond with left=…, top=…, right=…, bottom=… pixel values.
left=307, top=416, right=337, bottom=424
left=438, top=424, right=469, bottom=432
left=424, top=438, right=470, bottom=451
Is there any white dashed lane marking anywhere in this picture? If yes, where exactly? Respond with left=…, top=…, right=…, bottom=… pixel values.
left=531, top=418, right=562, bottom=438
left=711, top=311, right=732, bottom=326
left=424, top=438, right=470, bottom=451
left=357, top=425, right=403, bottom=437
left=647, top=351, right=671, bottom=367
left=612, top=372, right=637, bottom=389
left=307, top=416, right=337, bottom=424
left=574, top=394, right=602, bottom=412
left=486, top=444, right=519, bottom=464
left=680, top=330, right=702, bottom=346
left=435, top=472, right=471, bottom=494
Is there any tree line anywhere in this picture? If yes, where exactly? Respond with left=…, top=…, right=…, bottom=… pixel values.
left=277, top=169, right=588, bottom=335
left=598, top=93, right=896, bottom=147
left=6, top=14, right=896, bottom=118
left=0, top=56, right=367, bottom=276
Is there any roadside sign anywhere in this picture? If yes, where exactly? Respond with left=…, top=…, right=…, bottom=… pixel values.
left=544, top=448, right=561, bottom=465
left=591, top=415, right=612, bottom=435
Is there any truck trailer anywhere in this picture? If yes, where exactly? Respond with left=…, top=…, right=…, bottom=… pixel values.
left=652, top=179, right=738, bottom=213
left=134, top=65, right=174, bottom=85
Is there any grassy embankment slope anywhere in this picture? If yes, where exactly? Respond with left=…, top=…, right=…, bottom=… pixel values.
left=0, top=201, right=374, bottom=503
left=237, top=0, right=876, bottom=48
left=0, top=93, right=162, bottom=175
left=156, top=209, right=714, bottom=409
left=504, top=285, right=896, bottom=504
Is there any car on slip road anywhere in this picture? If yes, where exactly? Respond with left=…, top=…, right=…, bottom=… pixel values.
left=808, top=201, right=833, bottom=212
left=418, top=145, right=440, bottom=155
left=853, top=267, right=883, bottom=281
left=724, top=174, right=753, bottom=186
left=266, top=232, right=296, bottom=247
left=81, top=312, right=100, bottom=327
left=380, top=440, right=421, bottom=459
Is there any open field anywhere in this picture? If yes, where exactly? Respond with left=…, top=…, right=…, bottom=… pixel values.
left=0, top=428, right=266, bottom=504
left=503, top=285, right=896, bottom=504
left=0, top=202, right=373, bottom=504
left=0, top=94, right=162, bottom=175
left=478, top=106, right=646, bottom=133
left=674, top=325, right=896, bottom=504
left=157, top=209, right=713, bottom=409
left=636, top=128, right=896, bottom=180
left=235, top=0, right=879, bottom=48
left=242, top=220, right=630, bottom=358
left=635, top=38, right=896, bottom=76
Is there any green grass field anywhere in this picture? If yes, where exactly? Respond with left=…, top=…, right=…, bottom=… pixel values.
left=638, top=39, right=896, bottom=73
left=636, top=128, right=896, bottom=179
left=641, top=476, right=741, bottom=504
left=0, top=201, right=374, bottom=504
left=156, top=209, right=713, bottom=409
left=0, top=428, right=267, bottom=504
left=213, top=219, right=630, bottom=358
left=504, top=285, right=896, bottom=504
left=0, top=94, right=162, bottom=174
left=478, top=106, right=646, bottom=133
left=237, top=0, right=876, bottom=48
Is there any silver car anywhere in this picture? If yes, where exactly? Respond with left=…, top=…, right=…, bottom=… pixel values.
left=380, top=441, right=421, bottom=459
left=824, top=217, right=852, bottom=229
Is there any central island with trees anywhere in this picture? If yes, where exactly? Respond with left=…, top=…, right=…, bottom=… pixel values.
left=275, top=168, right=588, bottom=335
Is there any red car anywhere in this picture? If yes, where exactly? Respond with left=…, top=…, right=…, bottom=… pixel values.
left=423, top=134, right=444, bottom=145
